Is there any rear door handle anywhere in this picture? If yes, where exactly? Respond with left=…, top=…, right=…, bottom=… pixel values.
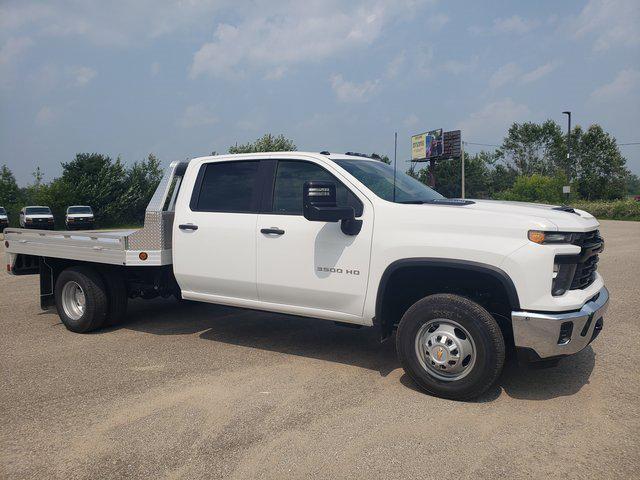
left=179, top=224, right=198, bottom=231
left=260, top=227, right=285, bottom=235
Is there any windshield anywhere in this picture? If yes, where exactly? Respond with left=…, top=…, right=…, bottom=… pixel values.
left=0, top=207, right=6, bottom=214
left=335, top=159, right=445, bottom=203
left=67, top=206, right=93, bottom=214
left=25, top=207, right=52, bottom=215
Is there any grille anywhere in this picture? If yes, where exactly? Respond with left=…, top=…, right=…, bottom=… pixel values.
left=570, top=230, right=603, bottom=290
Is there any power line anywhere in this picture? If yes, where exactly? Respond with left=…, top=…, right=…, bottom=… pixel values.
left=619, top=142, right=640, bottom=146
left=464, top=142, right=500, bottom=147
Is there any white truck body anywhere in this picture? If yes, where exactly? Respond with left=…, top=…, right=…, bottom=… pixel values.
left=4, top=152, right=608, bottom=399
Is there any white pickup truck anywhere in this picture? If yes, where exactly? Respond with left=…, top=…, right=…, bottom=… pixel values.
left=4, top=152, right=608, bottom=399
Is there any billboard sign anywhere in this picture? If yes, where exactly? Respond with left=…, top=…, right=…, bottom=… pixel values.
left=412, top=129, right=461, bottom=161
left=411, top=129, right=443, bottom=161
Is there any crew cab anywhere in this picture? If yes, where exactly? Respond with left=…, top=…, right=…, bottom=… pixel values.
left=0, top=207, right=8, bottom=231
left=65, top=205, right=95, bottom=230
left=4, top=152, right=608, bottom=400
left=19, top=206, right=54, bottom=230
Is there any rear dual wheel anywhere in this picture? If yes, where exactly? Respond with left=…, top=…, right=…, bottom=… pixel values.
left=55, top=266, right=127, bottom=333
left=396, top=294, right=505, bottom=400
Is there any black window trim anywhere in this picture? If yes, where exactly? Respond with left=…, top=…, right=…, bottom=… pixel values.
left=260, top=158, right=364, bottom=217
left=189, top=159, right=266, bottom=214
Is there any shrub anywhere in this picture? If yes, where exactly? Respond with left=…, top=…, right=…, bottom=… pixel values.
left=571, top=200, right=640, bottom=221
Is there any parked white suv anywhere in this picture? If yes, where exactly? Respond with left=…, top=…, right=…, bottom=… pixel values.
left=65, top=205, right=95, bottom=230
left=19, top=206, right=54, bottom=230
left=5, top=152, right=608, bottom=399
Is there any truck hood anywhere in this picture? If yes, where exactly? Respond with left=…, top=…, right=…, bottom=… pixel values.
left=0, top=214, right=7, bottom=220
left=25, top=214, right=53, bottom=219
left=67, top=213, right=94, bottom=219
left=466, top=199, right=599, bottom=231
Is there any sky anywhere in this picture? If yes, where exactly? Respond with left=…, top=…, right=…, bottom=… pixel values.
left=1, top=0, right=639, bottom=185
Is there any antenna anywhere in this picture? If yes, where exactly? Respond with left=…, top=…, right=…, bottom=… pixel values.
left=393, top=132, right=398, bottom=203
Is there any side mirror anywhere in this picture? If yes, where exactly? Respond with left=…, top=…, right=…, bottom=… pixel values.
left=303, top=181, right=362, bottom=235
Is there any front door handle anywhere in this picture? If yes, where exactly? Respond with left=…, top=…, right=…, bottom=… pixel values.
left=179, top=224, right=198, bottom=231
left=260, top=227, right=285, bottom=235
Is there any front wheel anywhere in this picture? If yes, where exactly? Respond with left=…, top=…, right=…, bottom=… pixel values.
left=396, top=294, right=505, bottom=400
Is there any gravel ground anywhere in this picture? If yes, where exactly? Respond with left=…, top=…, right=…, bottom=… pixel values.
left=1, top=220, right=639, bottom=479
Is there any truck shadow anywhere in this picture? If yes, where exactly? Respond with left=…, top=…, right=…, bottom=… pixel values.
left=116, top=298, right=596, bottom=401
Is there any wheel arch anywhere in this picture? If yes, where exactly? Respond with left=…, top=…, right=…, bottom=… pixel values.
left=374, top=258, right=520, bottom=341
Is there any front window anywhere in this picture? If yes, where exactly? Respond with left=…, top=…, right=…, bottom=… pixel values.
left=25, top=207, right=52, bottom=215
left=67, top=206, right=93, bottom=214
left=334, top=159, right=445, bottom=204
left=272, top=160, right=363, bottom=216
left=0, top=207, right=6, bottom=214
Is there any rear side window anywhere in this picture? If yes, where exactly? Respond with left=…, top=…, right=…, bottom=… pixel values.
left=192, top=161, right=260, bottom=213
left=272, top=160, right=363, bottom=216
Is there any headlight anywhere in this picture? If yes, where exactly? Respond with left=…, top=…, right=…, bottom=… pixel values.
left=528, top=230, right=575, bottom=244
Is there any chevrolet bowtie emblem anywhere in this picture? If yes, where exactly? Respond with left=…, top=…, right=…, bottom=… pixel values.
left=436, top=348, right=443, bottom=360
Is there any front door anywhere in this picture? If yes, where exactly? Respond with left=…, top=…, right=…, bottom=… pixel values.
left=256, top=159, right=373, bottom=319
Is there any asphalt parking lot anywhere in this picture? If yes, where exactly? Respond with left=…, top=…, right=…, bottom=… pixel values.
left=1, top=219, right=639, bottom=479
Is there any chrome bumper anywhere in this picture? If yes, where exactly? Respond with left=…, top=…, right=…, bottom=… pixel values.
left=511, top=287, right=609, bottom=359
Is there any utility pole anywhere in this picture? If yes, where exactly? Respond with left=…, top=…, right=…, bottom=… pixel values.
left=460, top=139, right=465, bottom=199
left=393, top=132, right=397, bottom=202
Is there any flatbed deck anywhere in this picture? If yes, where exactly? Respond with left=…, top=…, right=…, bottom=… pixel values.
left=4, top=226, right=172, bottom=266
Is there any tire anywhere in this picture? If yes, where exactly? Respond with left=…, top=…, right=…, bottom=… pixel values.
left=55, top=266, right=109, bottom=333
left=396, top=294, right=505, bottom=400
left=101, top=269, right=128, bottom=326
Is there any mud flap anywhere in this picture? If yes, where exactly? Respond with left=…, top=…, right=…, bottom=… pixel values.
left=39, top=258, right=55, bottom=309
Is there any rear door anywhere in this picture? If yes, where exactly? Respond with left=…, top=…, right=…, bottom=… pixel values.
left=173, top=159, right=262, bottom=301
left=256, top=159, right=373, bottom=319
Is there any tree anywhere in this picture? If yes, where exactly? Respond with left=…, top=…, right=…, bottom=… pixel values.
left=0, top=165, right=21, bottom=206
left=626, top=173, right=640, bottom=196
left=497, top=120, right=565, bottom=176
left=229, top=133, right=296, bottom=154
left=573, top=125, right=628, bottom=200
left=119, top=154, right=164, bottom=224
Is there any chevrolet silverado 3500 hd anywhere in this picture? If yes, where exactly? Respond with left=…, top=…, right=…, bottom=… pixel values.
left=4, top=152, right=608, bottom=399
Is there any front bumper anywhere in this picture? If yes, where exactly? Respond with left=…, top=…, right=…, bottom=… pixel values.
left=511, top=286, right=608, bottom=360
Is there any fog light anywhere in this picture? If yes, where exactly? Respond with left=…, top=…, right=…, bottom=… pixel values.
left=558, top=321, right=573, bottom=345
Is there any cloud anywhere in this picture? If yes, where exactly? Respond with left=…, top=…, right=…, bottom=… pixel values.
left=330, top=74, right=380, bottom=103
left=489, top=61, right=559, bottom=88
left=569, top=0, right=640, bottom=52
left=68, top=66, right=96, bottom=86
left=177, top=104, right=219, bottom=128
left=403, top=114, right=420, bottom=128
left=492, top=15, right=538, bottom=34
left=470, top=15, right=538, bottom=35
left=35, top=106, right=55, bottom=125
left=189, top=1, right=432, bottom=78
left=590, top=69, right=640, bottom=100
left=264, top=66, right=287, bottom=80
left=386, top=52, right=406, bottom=78
left=458, top=99, right=530, bottom=140
left=443, top=56, right=479, bottom=75
left=0, top=36, right=33, bottom=85
left=0, top=1, right=231, bottom=47
left=489, top=63, right=522, bottom=89
left=520, top=61, right=559, bottom=83
left=150, top=62, right=160, bottom=76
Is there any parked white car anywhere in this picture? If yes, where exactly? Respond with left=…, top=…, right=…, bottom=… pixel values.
left=5, top=152, right=608, bottom=399
left=65, top=205, right=95, bottom=230
left=18, top=206, right=54, bottom=230
left=0, top=206, right=8, bottom=231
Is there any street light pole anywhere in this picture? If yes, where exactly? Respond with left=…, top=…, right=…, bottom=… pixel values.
left=562, top=111, right=572, bottom=203
left=562, top=111, right=571, bottom=173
